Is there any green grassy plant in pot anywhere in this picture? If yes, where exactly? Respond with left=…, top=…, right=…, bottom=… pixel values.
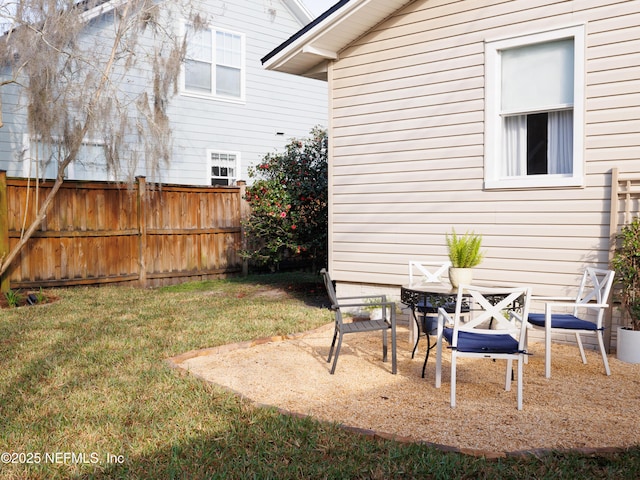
left=611, top=217, right=640, bottom=363
left=446, top=229, right=484, bottom=288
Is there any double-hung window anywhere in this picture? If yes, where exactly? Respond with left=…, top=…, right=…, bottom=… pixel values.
left=23, top=136, right=112, bottom=181
left=184, top=25, right=244, bottom=101
left=485, top=25, right=585, bottom=189
left=208, top=150, right=239, bottom=186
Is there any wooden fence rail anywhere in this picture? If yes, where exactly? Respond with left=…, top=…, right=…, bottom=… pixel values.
left=0, top=172, right=246, bottom=290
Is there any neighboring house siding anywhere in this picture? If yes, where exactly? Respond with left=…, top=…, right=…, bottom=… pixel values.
left=328, top=0, right=639, bottom=298
left=0, top=13, right=161, bottom=181
left=167, top=0, right=328, bottom=186
left=0, top=82, right=24, bottom=178
left=0, top=0, right=327, bottom=186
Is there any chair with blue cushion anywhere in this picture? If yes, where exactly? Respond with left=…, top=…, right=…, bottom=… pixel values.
left=435, top=285, right=532, bottom=410
left=321, top=269, right=397, bottom=375
left=528, top=267, right=615, bottom=378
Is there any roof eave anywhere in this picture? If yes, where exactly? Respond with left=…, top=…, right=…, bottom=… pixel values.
left=261, top=0, right=351, bottom=78
left=262, top=0, right=413, bottom=80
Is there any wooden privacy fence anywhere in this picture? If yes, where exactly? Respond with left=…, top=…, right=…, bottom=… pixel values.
left=0, top=172, right=247, bottom=290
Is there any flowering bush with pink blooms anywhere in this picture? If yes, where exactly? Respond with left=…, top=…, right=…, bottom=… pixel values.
left=242, top=127, right=328, bottom=271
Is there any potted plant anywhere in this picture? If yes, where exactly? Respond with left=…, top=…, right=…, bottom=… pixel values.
left=446, top=229, right=484, bottom=288
left=611, top=217, right=640, bottom=363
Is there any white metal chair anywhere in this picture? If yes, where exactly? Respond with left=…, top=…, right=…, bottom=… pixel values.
left=321, top=269, right=397, bottom=375
left=407, top=261, right=451, bottom=358
left=528, top=267, right=615, bottom=378
left=435, top=285, right=532, bottom=410
left=408, top=260, right=451, bottom=286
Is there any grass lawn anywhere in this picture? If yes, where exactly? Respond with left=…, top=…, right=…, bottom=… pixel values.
left=1, top=272, right=639, bottom=479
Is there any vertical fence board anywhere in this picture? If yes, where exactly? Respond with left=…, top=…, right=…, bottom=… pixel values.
left=59, top=238, right=69, bottom=279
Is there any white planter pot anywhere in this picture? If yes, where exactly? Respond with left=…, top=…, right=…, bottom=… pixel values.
left=448, top=267, right=473, bottom=289
left=617, top=326, right=640, bottom=364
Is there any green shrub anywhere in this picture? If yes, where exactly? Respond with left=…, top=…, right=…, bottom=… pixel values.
left=35, top=288, right=47, bottom=303
left=4, top=289, right=23, bottom=308
left=242, top=127, right=328, bottom=271
left=611, top=217, right=640, bottom=331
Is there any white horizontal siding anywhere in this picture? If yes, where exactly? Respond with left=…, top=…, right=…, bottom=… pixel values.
left=326, top=0, right=639, bottom=308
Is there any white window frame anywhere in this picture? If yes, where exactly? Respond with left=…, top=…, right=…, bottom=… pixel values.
left=207, top=149, right=240, bottom=186
left=182, top=24, right=246, bottom=103
left=21, top=134, right=114, bottom=181
left=484, top=25, right=585, bottom=189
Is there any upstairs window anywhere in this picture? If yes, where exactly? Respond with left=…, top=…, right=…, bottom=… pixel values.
left=485, top=26, right=585, bottom=189
left=184, top=26, right=244, bottom=101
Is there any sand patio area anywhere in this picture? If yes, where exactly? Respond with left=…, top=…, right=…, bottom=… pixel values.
left=169, top=324, right=640, bottom=456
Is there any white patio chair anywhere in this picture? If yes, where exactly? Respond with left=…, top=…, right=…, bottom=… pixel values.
left=435, top=285, right=532, bottom=410
left=528, top=267, right=615, bottom=378
left=408, top=260, right=451, bottom=286
left=407, top=261, right=451, bottom=358
left=321, top=269, right=397, bottom=375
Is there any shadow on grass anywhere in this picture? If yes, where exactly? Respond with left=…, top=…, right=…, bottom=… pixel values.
left=5, top=274, right=638, bottom=479
left=78, top=406, right=640, bottom=480
left=162, top=270, right=331, bottom=309
left=231, top=271, right=330, bottom=308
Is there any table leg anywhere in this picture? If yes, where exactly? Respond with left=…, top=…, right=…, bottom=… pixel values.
left=410, top=306, right=420, bottom=359
left=421, top=320, right=440, bottom=379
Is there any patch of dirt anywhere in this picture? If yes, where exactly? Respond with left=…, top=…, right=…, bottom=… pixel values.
left=196, top=283, right=329, bottom=308
left=251, top=282, right=329, bottom=308
left=0, top=291, right=59, bottom=309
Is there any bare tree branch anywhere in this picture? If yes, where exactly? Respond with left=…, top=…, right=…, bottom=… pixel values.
left=0, top=0, right=203, bottom=280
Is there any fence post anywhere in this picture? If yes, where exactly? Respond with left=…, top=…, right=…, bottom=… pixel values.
left=237, top=180, right=249, bottom=276
left=0, top=171, right=9, bottom=292
left=137, top=176, right=147, bottom=287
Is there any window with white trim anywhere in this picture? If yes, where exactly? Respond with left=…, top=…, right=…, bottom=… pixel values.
left=484, top=26, right=585, bottom=189
left=23, top=136, right=112, bottom=181
left=184, top=25, right=244, bottom=101
left=208, top=150, right=239, bottom=186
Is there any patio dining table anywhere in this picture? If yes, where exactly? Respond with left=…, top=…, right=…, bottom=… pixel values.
left=401, top=283, right=525, bottom=379
left=401, top=283, right=469, bottom=378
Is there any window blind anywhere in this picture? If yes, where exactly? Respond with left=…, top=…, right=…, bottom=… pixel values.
left=501, top=38, right=574, bottom=113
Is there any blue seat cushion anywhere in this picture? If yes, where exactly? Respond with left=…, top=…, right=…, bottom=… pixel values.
left=443, top=327, right=520, bottom=353
left=417, top=300, right=462, bottom=314
left=528, top=313, right=599, bottom=331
